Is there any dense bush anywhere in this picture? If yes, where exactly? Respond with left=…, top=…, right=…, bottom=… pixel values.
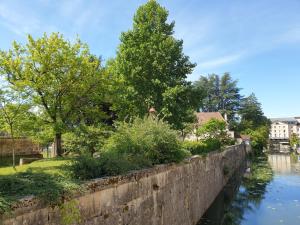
left=196, top=119, right=234, bottom=146
left=243, top=125, right=269, bottom=154
left=70, top=155, right=104, bottom=180
left=63, top=125, right=111, bottom=156
left=71, top=117, right=190, bottom=179
left=182, top=139, right=221, bottom=155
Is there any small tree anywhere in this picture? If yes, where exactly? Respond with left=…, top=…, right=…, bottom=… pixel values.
left=290, top=133, right=299, bottom=149
left=243, top=125, right=269, bottom=153
left=196, top=119, right=231, bottom=145
left=0, top=90, right=30, bottom=167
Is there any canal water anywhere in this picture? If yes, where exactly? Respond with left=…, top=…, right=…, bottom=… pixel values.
left=198, top=154, right=300, bottom=225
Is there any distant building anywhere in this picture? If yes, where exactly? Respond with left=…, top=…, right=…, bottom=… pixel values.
left=269, top=117, right=300, bottom=140
left=185, top=112, right=234, bottom=141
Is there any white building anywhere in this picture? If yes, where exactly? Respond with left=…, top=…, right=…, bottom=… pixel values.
left=270, top=117, right=300, bottom=140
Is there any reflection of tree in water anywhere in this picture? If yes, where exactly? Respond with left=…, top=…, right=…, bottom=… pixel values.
left=223, top=156, right=273, bottom=225
left=198, top=155, right=273, bottom=225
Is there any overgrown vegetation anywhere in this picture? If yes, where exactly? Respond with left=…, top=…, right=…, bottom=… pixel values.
left=0, top=158, right=80, bottom=214
left=71, top=117, right=190, bottom=180
left=196, top=118, right=234, bottom=146
left=182, top=139, right=221, bottom=155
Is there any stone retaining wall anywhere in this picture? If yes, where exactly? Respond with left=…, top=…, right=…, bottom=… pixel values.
left=1, top=144, right=247, bottom=225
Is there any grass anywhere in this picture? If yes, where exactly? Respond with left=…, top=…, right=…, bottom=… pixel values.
left=0, top=158, right=71, bottom=176
left=0, top=157, right=81, bottom=215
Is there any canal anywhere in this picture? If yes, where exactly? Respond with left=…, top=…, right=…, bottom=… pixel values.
left=198, top=153, right=300, bottom=225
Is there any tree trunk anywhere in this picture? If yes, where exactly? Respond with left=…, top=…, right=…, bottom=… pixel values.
left=54, top=133, right=63, bottom=157
left=12, top=137, right=15, bottom=168
left=46, top=145, right=49, bottom=158
left=10, top=125, right=16, bottom=168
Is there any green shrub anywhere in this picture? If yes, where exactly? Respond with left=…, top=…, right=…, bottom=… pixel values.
left=103, top=117, right=189, bottom=163
left=63, top=125, right=110, bottom=156
left=71, top=117, right=190, bottom=180
left=70, top=155, right=103, bottom=180
left=182, top=139, right=221, bottom=155
left=205, top=138, right=222, bottom=150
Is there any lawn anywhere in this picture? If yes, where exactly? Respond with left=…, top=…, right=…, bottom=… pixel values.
left=0, top=158, right=71, bottom=175
left=0, top=158, right=81, bottom=214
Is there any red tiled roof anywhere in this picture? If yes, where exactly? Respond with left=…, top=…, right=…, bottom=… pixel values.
left=196, top=112, right=225, bottom=126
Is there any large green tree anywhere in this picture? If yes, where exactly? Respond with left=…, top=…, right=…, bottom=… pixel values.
left=239, top=93, right=269, bottom=130
left=193, top=73, right=242, bottom=125
left=0, top=33, right=106, bottom=156
left=238, top=93, right=270, bottom=152
left=109, top=0, right=196, bottom=129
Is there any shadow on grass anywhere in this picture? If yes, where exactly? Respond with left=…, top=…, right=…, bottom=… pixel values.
left=0, top=166, right=81, bottom=214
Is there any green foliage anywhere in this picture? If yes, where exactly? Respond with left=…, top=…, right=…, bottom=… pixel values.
left=60, top=200, right=81, bottom=225
left=0, top=33, right=107, bottom=156
left=0, top=90, right=33, bottom=137
left=243, top=155, right=273, bottom=193
left=109, top=0, right=196, bottom=129
left=243, top=125, right=269, bottom=153
left=289, top=133, right=299, bottom=148
left=0, top=158, right=80, bottom=214
left=239, top=93, right=270, bottom=131
left=63, top=124, right=111, bottom=156
left=72, top=117, right=189, bottom=180
left=0, top=89, right=36, bottom=167
left=182, top=139, right=221, bottom=155
left=196, top=118, right=233, bottom=145
left=237, top=93, right=270, bottom=153
left=193, top=73, right=242, bottom=125
left=70, top=155, right=104, bottom=180
left=103, top=117, right=188, bottom=164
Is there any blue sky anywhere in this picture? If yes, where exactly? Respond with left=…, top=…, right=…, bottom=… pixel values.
left=0, top=0, right=300, bottom=118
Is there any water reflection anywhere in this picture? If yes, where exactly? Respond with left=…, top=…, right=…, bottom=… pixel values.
left=198, top=156, right=274, bottom=225
left=268, top=153, right=300, bottom=174
left=268, top=154, right=292, bottom=173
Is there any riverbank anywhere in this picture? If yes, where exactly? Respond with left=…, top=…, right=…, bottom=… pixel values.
left=198, top=153, right=300, bottom=225
left=1, top=144, right=247, bottom=225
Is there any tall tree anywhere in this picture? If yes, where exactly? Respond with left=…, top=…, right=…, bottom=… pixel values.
left=239, top=93, right=269, bottom=130
left=238, top=93, right=270, bottom=152
left=109, top=0, right=196, bottom=129
left=0, top=33, right=105, bottom=156
left=193, top=73, right=241, bottom=124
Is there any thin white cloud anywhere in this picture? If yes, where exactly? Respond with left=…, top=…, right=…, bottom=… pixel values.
left=198, top=52, right=244, bottom=69
left=0, top=4, right=41, bottom=36
left=169, top=0, right=300, bottom=73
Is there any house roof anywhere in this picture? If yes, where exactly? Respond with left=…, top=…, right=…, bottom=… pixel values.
left=196, top=112, right=225, bottom=126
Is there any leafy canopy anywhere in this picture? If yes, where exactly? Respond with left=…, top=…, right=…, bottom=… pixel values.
left=196, top=118, right=232, bottom=145
left=0, top=33, right=106, bottom=155
left=109, top=0, right=196, bottom=130
left=193, top=73, right=242, bottom=125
